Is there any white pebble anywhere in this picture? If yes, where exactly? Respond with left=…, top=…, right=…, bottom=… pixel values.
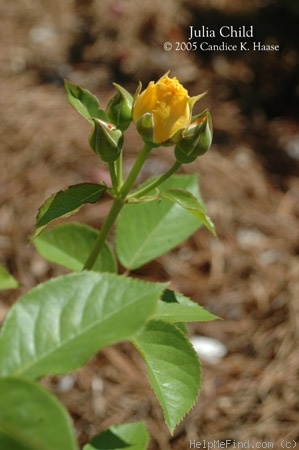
left=190, top=335, right=227, bottom=364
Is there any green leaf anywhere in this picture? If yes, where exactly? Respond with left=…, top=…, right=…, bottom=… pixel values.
left=0, top=377, right=78, bottom=450
left=155, top=290, right=219, bottom=323
left=160, top=188, right=216, bottom=236
left=83, top=421, right=149, bottom=450
left=33, top=223, right=116, bottom=273
left=64, top=80, right=108, bottom=123
left=115, top=175, right=202, bottom=270
left=0, top=272, right=165, bottom=379
left=34, top=183, right=106, bottom=237
left=0, top=265, right=19, bottom=290
left=133, top=320, right=201, bottom=433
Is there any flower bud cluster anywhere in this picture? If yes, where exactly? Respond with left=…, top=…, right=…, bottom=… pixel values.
left=88, top=73, right=212, bottom=164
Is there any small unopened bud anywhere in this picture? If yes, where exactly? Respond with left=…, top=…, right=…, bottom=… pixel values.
left=174, top=110, right=213, bottom=164
left=89, top=119, right=123, bottom=163
left=106, top=83, right=133, bottom=131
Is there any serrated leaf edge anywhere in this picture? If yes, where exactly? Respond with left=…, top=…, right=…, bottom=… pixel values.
left=132, top=320, right=201, bottom=434
left=33, top=183, right=106, bottom=238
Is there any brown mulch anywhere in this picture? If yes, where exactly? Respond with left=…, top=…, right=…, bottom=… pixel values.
left=0, top=1, right=298, bottom=449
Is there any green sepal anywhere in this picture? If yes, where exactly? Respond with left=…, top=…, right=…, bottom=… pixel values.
left=188, top=91, right=207, bottom=112
left=64, top=80, right=108, bottom=124
left=134, top=112, right=158, bottom=147
left=133, top=81, right=142, bottom=103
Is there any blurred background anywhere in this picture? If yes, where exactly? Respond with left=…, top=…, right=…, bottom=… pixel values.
left=0, top=0, right=298, bottom=448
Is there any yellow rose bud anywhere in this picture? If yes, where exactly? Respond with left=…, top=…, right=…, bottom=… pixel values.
left=133, top=74, right=191, bottom=145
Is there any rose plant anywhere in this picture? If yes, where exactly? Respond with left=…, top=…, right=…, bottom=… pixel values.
left=0, top=73, right=217, bottom=450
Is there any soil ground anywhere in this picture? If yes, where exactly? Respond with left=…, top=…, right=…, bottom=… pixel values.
left=0, top=1, right=299, bottom=449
